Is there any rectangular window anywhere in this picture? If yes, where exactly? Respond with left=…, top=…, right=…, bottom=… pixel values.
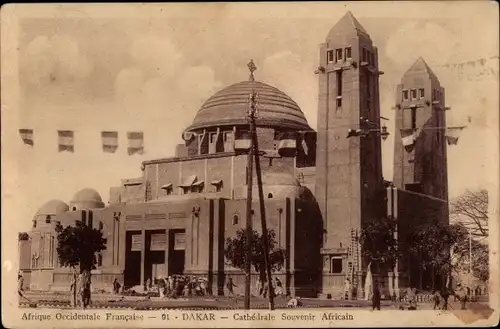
left=330, top=257, right=343, bottom=274
left=432, top=89, right=437, bottom=101
left=411, top=108, right=417, bottom=129
left=419, top=88, right=425, bottom=99
left=327, top=50, right=334, bottom=63
left=209, top=132, right=217, bottom=143
left=336, top=98, right=342, bottom=108
left=370, top=52, right=375, bottom=66
left=410, top=89, right=417, bottom=100
left=216, top=185, right=222, bottom=193
left=402, top=90, right=409, bottom=101
left=362, top=48, right=367, bottom=63
left=223, top=131, right=234, bottom=143
left=335, top=48, right=343, bottom=62
left=367, top=51, right=371, bottom=64
left=345, top=47, right=352, bottom=59
left=336, top=70, right=343, bottom=97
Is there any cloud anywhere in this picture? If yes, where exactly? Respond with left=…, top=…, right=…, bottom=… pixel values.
left=385, top=21, right=460, bottom=67
left=22, top=35, right=93, bottom=85
left=130, top=36, right=184, bottom=76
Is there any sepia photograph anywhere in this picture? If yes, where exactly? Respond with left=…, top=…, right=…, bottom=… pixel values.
left=1, top=2, right=499, bottom=328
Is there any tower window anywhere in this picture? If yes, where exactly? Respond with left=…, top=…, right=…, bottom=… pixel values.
left=335, top=48, right=343, bottom=62
left=362, top=48, right=367, bottom=63
left=419, top=88, right=425, bottom=99
left=345, top=47, right=352, bottom=60
left=402, top=90, right=409, bottom=101
left=327, top=50, right=334, bottom=63
left=367, top=51, right=371, bottom=64
left=410, top=89, right=417, bottom=100
left=370, top=52, right=375, bottom=66
left=330, top=257, right=343, bottom=274
left=336, top=70, right=343, bottom=97
left=411, top=107, right=417, bottom=129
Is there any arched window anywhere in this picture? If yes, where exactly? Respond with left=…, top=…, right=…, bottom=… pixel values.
left=267, top=193, right=274, bottom=199
left=232, top=214, right=239, bottom=225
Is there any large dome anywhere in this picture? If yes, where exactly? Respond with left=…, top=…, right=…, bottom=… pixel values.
left=69, top=188, right=105, bottom=210
left=36, top=199, right=69, bottom=216
left=185, top=80, right=311, bottom=131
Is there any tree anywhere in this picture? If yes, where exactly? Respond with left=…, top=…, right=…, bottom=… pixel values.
left=448, top=223, right=489, bottom=282
left=407, top=222, right=489, bottom=289
left=55, top=220, right=106, bottom=306
left=224, top=229, right=285, bottom=282
left=406, top=221, right=455, bottom=289
left=18, top=232, right=29, bottom=241
left=359, top=217, right=399, bottom=270
left=450, top=189, right=488, bottom=238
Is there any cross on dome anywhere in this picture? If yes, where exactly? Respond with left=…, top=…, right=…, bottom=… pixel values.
left=247, top=59, right=257, bottom=81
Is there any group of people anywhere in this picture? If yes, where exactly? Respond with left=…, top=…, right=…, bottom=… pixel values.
left=432, top=283, right=471, bottom=310
left=152, top=275, right=209, bottom=298
left=255, top=277, right=285, bottom=298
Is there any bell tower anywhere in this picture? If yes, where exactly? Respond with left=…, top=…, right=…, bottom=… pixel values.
left=393, top=57, right=448, bottom=205
left=315, top=12, right=384, bottom=295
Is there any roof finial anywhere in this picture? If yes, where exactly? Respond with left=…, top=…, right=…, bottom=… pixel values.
left=247, top=59, right=257, bottom=81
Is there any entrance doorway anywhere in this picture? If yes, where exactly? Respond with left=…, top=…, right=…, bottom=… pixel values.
left=145, top=230, right=167, bottom=283
left=124, top=230, right=141, bottom=288
left=168, top=229, right=185, bottom=275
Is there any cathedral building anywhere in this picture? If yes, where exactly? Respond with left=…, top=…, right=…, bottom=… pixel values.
left=19, top=12, right=449, bottom=298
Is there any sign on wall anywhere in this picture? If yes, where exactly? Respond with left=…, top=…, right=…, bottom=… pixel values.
left=131, top=235, right=142, bottom=251
left=150, top=234, right=167, bottom=251
left=174, top=233, right=185, bottom=250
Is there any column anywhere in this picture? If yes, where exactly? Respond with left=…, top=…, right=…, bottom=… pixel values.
left=165, top=229, right=169, bottom=276
left=140, top=229, right=145, bottom=287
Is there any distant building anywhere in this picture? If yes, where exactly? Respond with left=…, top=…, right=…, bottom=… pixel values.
left=19, top=12, right=449, bottom=298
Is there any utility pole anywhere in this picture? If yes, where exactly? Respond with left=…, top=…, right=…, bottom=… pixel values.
left=469, top=227, right=472, bottom=289
left=253, top=118, right=275, bottom=311
left=244, top=60, right=257, bottom=310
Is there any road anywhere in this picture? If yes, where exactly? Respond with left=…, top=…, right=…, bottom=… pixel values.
left=19, top=291, right=489, bottom=310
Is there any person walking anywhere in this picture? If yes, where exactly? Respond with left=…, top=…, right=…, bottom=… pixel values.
left=226, top=277, right=237, bottom=297
left=158, top=277, right=166, bottom=298
left=113, top=278, right=121, bottom=295
left=256, top=278, right=263, bottom=297
left=432, top=290, right=442, bottom=310
left=372, top=280, right=381, bottom=310
left=455, top=283, right=467, bottom=310
left=344, top=278, right=352, bottom=300
left=275, top=277, right=283, bottom=297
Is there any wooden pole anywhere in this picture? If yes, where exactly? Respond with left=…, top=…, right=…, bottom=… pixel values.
left=244, top=107, right=255, bottom=310
left=253, top=129, right=275, bottom=310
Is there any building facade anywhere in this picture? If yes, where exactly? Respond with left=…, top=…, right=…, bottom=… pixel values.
left=19, top=12, right=449, bottom=298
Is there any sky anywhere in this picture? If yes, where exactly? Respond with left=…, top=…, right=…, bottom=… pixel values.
left=1, top=2, right=499, bottom=234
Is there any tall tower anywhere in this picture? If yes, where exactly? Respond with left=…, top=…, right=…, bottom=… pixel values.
left=393, top=57, right=448, bottom=207
left=315, top=12, right=384, bottom=294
